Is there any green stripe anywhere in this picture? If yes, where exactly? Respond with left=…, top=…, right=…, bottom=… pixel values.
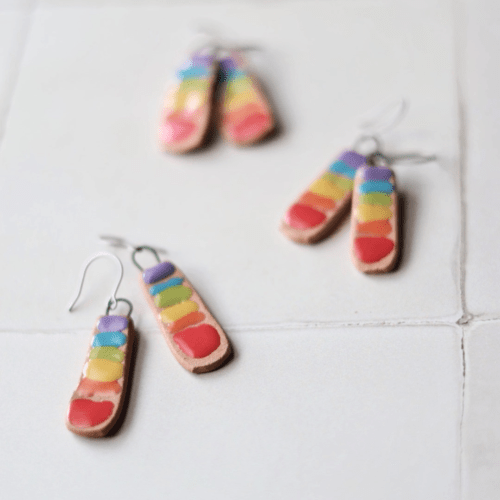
left=89, top=346, right=124, bottom=363
left=359, top=193, right=392, bottom=206
left=321, top=173, right=353, bottom=190
left=154, top=285, right=192, bottom=308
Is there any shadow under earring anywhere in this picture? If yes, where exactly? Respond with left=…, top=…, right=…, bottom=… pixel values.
left=66, top=252, right=136, bottom=438
left=159, top=46, right=218, bottom=154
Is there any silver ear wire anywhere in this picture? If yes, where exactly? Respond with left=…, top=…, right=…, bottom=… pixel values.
left=105, top=297, right=133, bottom=317
left=68, top=251, right=129, bottom=315
left=194, top=24, right=221, bottom=52
left=99, top=235, right=137, bottom=252
left=358, top=98, right=408, bottom=135
left=366, top=151, right=390, bottom=167
left=383, top=152, right=438, bottom=165
left=99, top=235, right=167, bottom=255
left=194, top=25, right=262, bottom=57
left=353, top=134, right=382, bottom=156
left=354, top=99, right=437, bottom=168
left=131, top=246, right=162, bottom=272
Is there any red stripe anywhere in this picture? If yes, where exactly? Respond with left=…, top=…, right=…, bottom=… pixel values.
left=354, top=237, right=394, bottom=263
left=285, top=203, right=326, bottom=229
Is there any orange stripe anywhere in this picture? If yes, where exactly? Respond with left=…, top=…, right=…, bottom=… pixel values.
left=356, top=220, right=392, bottom=236
left=223, top=102, right=267, bottom=124
left=77, top=378, right=121, bottom=397
left=168, top=311, right=206, bottom=334
left=299, top=192, right=336, bottom=211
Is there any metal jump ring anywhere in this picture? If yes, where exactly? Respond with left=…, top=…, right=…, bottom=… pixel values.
left=353, top=135, right=382, bottom=156
left=367, top=151, right=390, bottom=167
left=106, top=297, right=133, bottom=317
left=131, top=246, right=161, bottom=272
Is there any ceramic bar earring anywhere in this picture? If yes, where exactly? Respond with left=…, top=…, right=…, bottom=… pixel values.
left=219, top=49, right=274, bottom=145
left=128, top=244, right=231, bottom=373
left=280, top=137, right=380, bottom=244
left=350, top=153, right=399, bottom=273
left=66, top=252, right=136, bottom=438
left=159, top=46, right=218, bottom=153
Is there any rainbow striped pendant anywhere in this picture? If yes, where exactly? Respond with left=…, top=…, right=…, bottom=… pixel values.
left=219, top=51, right=274, bottom=145
left=139, top=261, right=232, bottom=373
left=350, top=165, right=399, bottom=273
left=281, top=150, right=367, bottom=244
left=66, top=315, right=135, bottom=438
left=159, top=49, right=218, bottom=154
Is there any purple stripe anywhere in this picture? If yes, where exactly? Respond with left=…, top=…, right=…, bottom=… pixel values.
left=363, top=167, right=392, bottom=181
left=191, top=53, right=215, bottom=67
left=142, top=261, right=175, bottom=284
left=338, top=150, right=366, bottom=169
left=98, top=315, right=128, bottom=332
left=219, top=57, right=238, bottom=73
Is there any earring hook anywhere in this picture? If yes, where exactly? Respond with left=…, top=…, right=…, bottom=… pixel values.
left=99, top=235, right=167, bottom=255
left=193, top=25, right=221, bottom=52
left=68, top=251, right=125, bottom=314
left=358, top=98, right=408, bottom=135
left=194, top=25, right=262, bottom=55
left=105, top=297, right=133, bottom=317
left=99, top=235, right=137, bottom=252
left=352, top=98, right=409, bottom=158
left=131, top=246, right=161, bottom=272
left=352, top=134, right=382, bottom=156
left=366, top=151, right=390, bottom=167
left=99, top=235, right=166, bottom=272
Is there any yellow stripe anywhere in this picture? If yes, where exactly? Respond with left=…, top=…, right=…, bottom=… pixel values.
left=179, top=78, right=209, bottom=92
left=173, top=90, right=206, bottom=113
left=224, top=89, right=259, bottom=111
left=356, top=204, right=393, bottom=222
left=322, top=172, right=353, bottom=190
left=160, top=300, right=199, bottom=323
left=86, top=359, right=123, bottom=382
left=309, top=178, right=347, bottom=201
left=226, top=77, right=253, bottom=95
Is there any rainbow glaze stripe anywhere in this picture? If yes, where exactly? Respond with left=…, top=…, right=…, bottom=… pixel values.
left=66, top=315, right=134, bottom=437
left=140, top=261, right=231, bottom=373
left=351, top=166, right=398, bottom=272
left=281, top=150, right=367, bottom=243
left=219, top=51, right=274, bottom=144
left=159, top=50, right=217, bottom=151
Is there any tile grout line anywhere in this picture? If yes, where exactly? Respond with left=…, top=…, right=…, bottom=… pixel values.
left=2, top=317, right=495, bottom=336
left=453, top=0, right=469, bottom=498
left=0, top=7, right=478, bottom=495
left=460, top=324, right=467, bottom=500
left=9, top=314, right=500, bottom=336
left=6, top=315, right=500, bottom=336
left=5, top=313, right=500, bottom=338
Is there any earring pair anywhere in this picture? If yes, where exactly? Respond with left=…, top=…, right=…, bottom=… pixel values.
left=159, top=44, right=275, bottom=154
left=66, top=245, right=232, bottom=438
left=280, top=136, right=399, bottom=274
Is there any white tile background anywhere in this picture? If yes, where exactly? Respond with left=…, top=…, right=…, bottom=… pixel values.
left=0, top=0, right=497, bottom=498
left=0, top=326, right=462, bottom=500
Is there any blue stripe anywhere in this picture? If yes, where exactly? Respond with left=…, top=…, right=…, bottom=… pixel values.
left=92, top=331, right=126, bottom=348
left=328, top=160, right=357, bottom=179
left=177, top=67, right=209, bottom=79
left=359, top=180, right=394, bottom=194
left=222, top=69, right=246, bottom=82
left=149, top=277, right=184, bottom=296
